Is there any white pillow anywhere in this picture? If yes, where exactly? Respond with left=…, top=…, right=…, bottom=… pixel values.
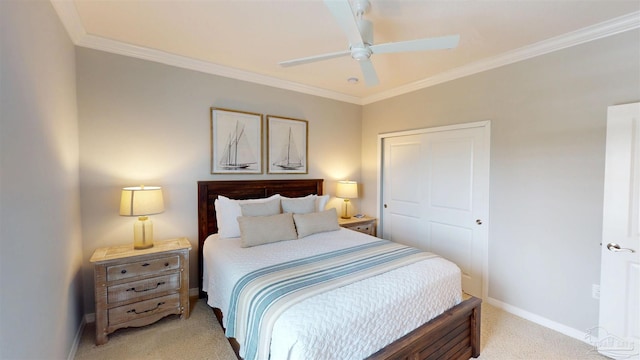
left=293, top=208, right=341, bottom=238
left=237, top=213, right=297, bottom=248
left=281, top=194, right=329, bottom=212
left=316, top=195, right=329, bottom=212
left=215, top=194, right=280, bottom=238
left=281, top=196, right=316, bottom=214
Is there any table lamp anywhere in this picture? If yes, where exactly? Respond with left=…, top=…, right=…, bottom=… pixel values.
left=336, top=180, right=358, bottom=219
left=119, top=185, right=164, bottom=249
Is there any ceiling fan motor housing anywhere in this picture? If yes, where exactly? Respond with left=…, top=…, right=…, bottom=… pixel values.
left=351, top=46, right=372, bottom=61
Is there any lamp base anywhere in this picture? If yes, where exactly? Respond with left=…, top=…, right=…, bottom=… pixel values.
left=133, top=216, right=154, bottom=250
left=134, top=243, right=154, bottom=250
left=341, top=199, right=351, bottom=219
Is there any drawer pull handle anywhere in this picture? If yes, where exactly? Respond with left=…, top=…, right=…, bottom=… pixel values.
left=126, top=281, right=166, bottom=293
left=165, top=262, right=169, bottom=267
left=127, top=302, right=165, bottom=315
left=121, top=270, right=127, bottom=274
left=141, top=263, right=150, bottom=267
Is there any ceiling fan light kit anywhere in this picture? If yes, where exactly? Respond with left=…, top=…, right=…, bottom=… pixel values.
left=278, top=0, right=460, bottom=87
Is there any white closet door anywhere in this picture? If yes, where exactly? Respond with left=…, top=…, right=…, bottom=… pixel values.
left=381, top=134, right=427, bottom=250
left=381, top=121, right=490, bottom=298
left=422, top=126, right=489, bottom=298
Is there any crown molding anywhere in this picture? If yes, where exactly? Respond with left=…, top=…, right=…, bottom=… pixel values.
left=79, top=33, right=364, bottom=105
left=49, top=0, right=363, bottom=105
left=361, top=11, right=640, bottom=105
left=51, top=0, right=638, bottom=106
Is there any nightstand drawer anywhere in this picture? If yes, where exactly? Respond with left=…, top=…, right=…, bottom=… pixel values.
left=352, top=224, right=373, bottom=234
left=108, top=293, right=180, bottom=325
left=107, top=255, right=180, bottom=281
left=108, top=273, right=180, bottom=303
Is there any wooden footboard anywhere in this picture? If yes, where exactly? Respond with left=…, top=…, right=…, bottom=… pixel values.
left=367, top=296, right=481, bottom=360
left=212, top=296, right=481, bottom=360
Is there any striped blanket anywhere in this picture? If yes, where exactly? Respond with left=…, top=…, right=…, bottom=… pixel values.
left=226, top=239, right=438, bottom=360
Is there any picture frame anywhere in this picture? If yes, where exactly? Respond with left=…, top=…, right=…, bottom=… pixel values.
left=267, top=115, right=308, bottom=174
left=211, top=107, right=262, bottom=174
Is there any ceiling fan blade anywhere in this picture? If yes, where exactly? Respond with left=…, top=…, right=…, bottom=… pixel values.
left=323, top=0, right=365, bottom=47
left=279, top=50, right=351, bottom=67
left=370, top=35, right=460, bottom=54
left=359, top=59, right=379, bottom=86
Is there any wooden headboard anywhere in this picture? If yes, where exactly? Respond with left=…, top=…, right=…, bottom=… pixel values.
left=197, top=179, right=324, bottom=296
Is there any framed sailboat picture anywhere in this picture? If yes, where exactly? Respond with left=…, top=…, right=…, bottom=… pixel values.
left=211, top=108, right=262, bottom=174
left=267, top=116, right=308, bottom=174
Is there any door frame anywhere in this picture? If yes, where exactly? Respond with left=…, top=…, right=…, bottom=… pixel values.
left=377, top=120, right=491, bottom=299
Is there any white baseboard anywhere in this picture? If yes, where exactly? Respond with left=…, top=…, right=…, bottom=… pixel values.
left=487, top=297, right=590, bottom=344
left=67, top=316, right=86, bottom=360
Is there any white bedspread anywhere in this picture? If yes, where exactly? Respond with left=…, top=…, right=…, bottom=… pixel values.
left=203, top=229, right=462, bottom=360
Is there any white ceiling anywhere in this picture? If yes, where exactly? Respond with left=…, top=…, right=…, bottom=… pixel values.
left=52, top=0, right=640, bottom=105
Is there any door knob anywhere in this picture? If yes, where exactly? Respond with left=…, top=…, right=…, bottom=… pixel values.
left=384, top=204, right=388, bottom=208
left=476, top=219, right=482, bottom=225
left=606, top=243, right=636, bottom=253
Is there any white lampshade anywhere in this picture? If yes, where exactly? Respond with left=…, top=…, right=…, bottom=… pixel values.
left=119, top=186, right=165, bottom=216
left=336, top=181, right=358, bottom=199
left=120, top=186, right=164, bottom=250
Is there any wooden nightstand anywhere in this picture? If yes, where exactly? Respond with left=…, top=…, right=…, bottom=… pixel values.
left=338, top=216, right=377, bottom=236
left=90, top=237, right=191, bottom=345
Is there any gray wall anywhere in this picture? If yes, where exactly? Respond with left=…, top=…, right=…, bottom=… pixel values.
left=361, top=30, right=640, bottom=332
left=76, top=48, right=363, bottom=312
left=0, top=1, right=84, bottom=358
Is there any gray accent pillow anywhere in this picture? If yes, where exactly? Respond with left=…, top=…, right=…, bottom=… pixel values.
left=240, top=198, right=281, bottom=217
left=215, top=194, right=280, bottom=238
left=281, top=196, right=316, bottom=214
left=237, top=213, right=297, bottom=247
left=293, top=208, right=341, bottom=238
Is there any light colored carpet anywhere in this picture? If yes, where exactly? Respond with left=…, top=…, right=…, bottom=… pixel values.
left=75, top=298, right=609, bottom=360
left=477, top=302, right=607, bottom=360
left=75, top=298, right=236, bottom=360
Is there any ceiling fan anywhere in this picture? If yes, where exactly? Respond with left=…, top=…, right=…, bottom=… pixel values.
left=279, top=0, right=460, bottom=87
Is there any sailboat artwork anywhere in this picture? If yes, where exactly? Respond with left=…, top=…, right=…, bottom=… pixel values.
left=211, top=108, right=262, bottom=174
left=273, top=127, right=304, bottom=170
left=267, top=116, right=308, bottom=174
left=220, top=121, right=256, bottom=170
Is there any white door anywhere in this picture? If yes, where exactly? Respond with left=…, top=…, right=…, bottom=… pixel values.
left=598, top=103, right=640, bottom=359
left=382, top=134, right=427, bottom=249
left=380, top=121, right=490, bottom=298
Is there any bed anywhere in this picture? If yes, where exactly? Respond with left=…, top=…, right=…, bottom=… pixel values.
left=198, top=179, right=481, bottom=360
